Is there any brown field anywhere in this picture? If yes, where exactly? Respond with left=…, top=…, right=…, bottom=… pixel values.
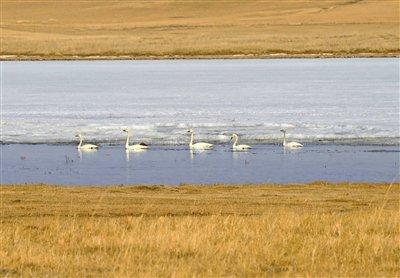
left=0, top=182, right=399, bottom=276
left=1, top=0, right=399, bottom=60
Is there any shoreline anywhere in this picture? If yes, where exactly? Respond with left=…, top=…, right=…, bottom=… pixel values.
left=1, top=181, right=398, bottom=187
left=1, top=52, right=399, bottom=61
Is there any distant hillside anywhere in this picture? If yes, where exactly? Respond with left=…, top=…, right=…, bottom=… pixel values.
left=1, top=0, right=399, bottom=59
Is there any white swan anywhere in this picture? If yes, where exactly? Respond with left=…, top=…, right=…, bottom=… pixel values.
left=122, top=128, right=149, bottom=151
left=280, top=129, right=303, bottom=149
left=75, top=134, right=98, bottom=150
left=187, top=129, right=213, bottom=150
left=231, top=133, right=251, bottom=151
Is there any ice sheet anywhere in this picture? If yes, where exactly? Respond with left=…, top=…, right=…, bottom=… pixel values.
left=2, top=58, right=399, bottom=145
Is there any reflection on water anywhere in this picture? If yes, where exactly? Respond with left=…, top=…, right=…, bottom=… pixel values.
left=125, top=149, right=147, bottom=162
left=283, top=147, right=303, bottom=155
left=231, top=150, right=253, bottom=160
left=189, top=149, right=212, bottom=160
left=2, top=144, right=399, bottom=185
left=77, top=148, right=98, bottom=161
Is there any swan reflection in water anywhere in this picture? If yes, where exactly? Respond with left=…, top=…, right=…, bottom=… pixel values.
left=77, top=148, right=97, bottom=161
left=231, top=149, right=252, bottom=161
left=125, top=149, right=146, bottom=162
left=282, top=146, right=303, bottom=155
left=189, top=149, right=211, bottom=160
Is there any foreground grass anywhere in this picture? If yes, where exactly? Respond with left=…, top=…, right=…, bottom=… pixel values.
left=1, top=0, right=399, bottom=60
left=1, top=182, right=399, bottom=276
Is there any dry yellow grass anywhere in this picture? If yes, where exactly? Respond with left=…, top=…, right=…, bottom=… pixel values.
left=1, top=182, right=399, bottom=276
left=1, top=0, right=399, bottom=60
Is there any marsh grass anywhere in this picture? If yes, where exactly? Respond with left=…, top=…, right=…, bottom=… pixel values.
left=1, top=0, right=399, bottom=59
left=1, top=182, right=399, bottom=276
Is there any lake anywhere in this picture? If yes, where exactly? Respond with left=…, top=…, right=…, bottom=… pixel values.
left=2, top=58, right=399, bottom=184
left=2, top=144, right=399, bottom=184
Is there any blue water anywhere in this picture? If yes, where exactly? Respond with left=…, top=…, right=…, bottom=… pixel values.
left=2, top=144, right=398, bottom=185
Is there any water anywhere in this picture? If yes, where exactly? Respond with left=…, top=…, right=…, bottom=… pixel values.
left=2, top=59, right=399, bottom=145
left=2, top=144, right=399, bottom=185
left=1, top=58, right=399, bottom=184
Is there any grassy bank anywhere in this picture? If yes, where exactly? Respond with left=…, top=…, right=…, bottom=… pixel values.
left=2, top=0, right=399, bottom=60
left=1, top=182, right=399, bottom=276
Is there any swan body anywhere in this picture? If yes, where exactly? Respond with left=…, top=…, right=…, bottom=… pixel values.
left=187, top=129, right=213, bottom=150
left=231, top=133, right=251, bottom=151
left=280, top=129, right=303, bottom=149
left=284, top=141, right=303, bottom=148
left=75, top=134, right=98, bottom=150
left=122, top=128, right=149, bottom=151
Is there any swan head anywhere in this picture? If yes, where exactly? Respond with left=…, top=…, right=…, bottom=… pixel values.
left=122, top=128, right=129, bottom=133
left=230, top=133, right=238, bottom=140
left=280, top=129, right=286, bottom=133
left=75, top=134, right=82, bottom=138
left=187, top=129, right=194, bottom=134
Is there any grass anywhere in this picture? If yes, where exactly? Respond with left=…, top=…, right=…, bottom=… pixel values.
left=1, top=182, right=399, bottom=276
left=1, top=0, right=399, bottom=60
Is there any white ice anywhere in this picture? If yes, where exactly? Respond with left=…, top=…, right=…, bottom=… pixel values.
left=2, top=58, right=399, bottom=145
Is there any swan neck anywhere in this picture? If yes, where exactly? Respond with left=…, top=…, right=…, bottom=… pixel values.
left=78, top=136, right=82, bottom=148
left=125, top=132, right=130, bottom=148
left=233, top=136, right=238, bottom=147
left=189, top=133, right=194, bottom=147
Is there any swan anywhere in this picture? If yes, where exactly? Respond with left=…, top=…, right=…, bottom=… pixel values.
left=187, top=129, right=213, bottom=150
left=231, top=133, right=251, bottom=151
left=122, top=128, right=149, bottom=151
left=75, top=134, right=98, bottom=150
left=280, top=129, right=303, bottom=149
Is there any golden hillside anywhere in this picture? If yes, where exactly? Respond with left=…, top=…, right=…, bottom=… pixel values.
left=1, top=0, right=399, bottom=59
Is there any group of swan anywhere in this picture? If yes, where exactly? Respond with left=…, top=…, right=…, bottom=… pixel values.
left=76, top=128, right=302, bottom=151
left=75, top=129, right=147, bottom=151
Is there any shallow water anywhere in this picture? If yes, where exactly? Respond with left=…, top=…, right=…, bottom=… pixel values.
left=2, top=58, right=399, bottom=145
left=2, top=144, right=399, bottom=185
